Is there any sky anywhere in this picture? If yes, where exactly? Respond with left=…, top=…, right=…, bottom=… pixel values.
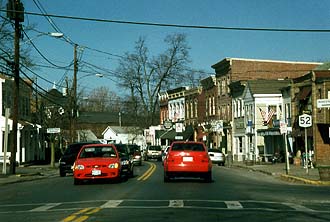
left=3, top=0, right=330, bottom=96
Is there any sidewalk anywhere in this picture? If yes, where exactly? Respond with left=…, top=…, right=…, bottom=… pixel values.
left=0, top=163, right=59, bottom=186
left=232, top=162, right=330, bottom=186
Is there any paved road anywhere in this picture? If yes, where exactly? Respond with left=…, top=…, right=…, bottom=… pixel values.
left=0, top=161, right=329, bottom=222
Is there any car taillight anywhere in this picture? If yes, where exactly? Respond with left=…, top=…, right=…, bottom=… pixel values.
left=166, top=155, right=175, bottom=162
left=202, top=154, right=210, bottom=162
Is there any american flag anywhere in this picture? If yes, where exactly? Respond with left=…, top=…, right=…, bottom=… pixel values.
left=258, top=107, right=266, bottom=122
left=265, top=108, right=276, bottom=124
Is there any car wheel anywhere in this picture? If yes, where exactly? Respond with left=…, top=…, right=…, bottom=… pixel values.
left=130, top=166, right=134, bottom=178
left=74, top=178, right=82, bottom=185
left=164, top=172, right=170, bottom=182
left=59, top=170, right=66, bottom=177
left=204, top=171, right=212, bottom=183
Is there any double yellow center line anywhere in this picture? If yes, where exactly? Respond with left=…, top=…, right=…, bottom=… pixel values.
left=61, top=207, right=101, bottom=222
left=137, top=162, right=156, bottom=181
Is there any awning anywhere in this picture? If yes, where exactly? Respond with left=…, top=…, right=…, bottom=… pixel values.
left=158, top=125, right=194, bottom=141
left=257, top=128, right=281, bottom=136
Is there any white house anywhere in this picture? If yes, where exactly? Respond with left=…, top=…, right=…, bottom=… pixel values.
left=102, top=126, right=146, bottom=148
left=234, top=79, right=290, bottom=162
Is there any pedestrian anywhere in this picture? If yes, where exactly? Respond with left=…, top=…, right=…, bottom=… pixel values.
left=301, top=151, right=306, bottom=168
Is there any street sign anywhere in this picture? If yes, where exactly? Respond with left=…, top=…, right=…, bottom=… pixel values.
left=47, top=128, right=61, bottom=134
left=298, top=114, right=312, bottom=128
left=175, top=136, right=183, bottom=140
left=317, top=99, right=330, bottom=108
left=163, top=120, right=173, bottom=129
left=280, top=121, right=287, bottom=134
left=175, top=123, right=184, bottom=133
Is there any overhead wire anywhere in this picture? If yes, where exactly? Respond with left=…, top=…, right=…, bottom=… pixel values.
left=22, top=29, right=74, bottom=68
left=31, top=0, right=75, bottom=45
left=2, top=9, right=329, bottom=33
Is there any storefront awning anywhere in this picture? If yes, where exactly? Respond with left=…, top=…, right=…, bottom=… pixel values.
left=158, top=125, right=194, bottom=141
left=257, top=128, right=281, bottom=136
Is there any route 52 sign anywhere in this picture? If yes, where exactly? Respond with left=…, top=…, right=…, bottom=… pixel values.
left=299, top=114, right=312, bottom=128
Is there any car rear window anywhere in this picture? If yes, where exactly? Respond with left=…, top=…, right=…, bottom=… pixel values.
left=149, top=146, right=161, bottom=151
left=79, top=146, right=117, bottom=158
left=171, top=143, right=205, bottom=151
left=208, top=149, right=222, bottom=153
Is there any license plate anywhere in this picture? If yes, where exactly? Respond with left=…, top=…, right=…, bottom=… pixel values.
left=92, top=169, right=101, bottom=176
left=183, top=156, right=193, bottom=162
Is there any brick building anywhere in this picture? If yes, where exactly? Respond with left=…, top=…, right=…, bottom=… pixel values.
left=291, top=63, right=330, bottom=180
left=211, top=58, right=321, bottom=154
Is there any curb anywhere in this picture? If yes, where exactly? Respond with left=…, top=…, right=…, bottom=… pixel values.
left=232, top=164, right=330, bottom=186
left=280, top=174, right=330, bottom=186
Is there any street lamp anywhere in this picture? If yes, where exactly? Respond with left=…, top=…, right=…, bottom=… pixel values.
left=22, top=32, right=64, bottom=45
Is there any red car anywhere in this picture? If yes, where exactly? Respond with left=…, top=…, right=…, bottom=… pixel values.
left=163, top=141, right=212, bottom=182
left=73, top=144, right=121, bottom=185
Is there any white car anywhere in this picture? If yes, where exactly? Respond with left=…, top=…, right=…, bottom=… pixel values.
left=208, top=149, right=226, bottom=166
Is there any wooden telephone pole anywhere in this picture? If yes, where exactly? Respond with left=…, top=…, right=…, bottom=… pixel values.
left=7, top=0, right=24, bottom=174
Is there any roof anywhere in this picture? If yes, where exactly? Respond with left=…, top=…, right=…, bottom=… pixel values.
left=102, top=126, right=143, bottom=136
left=246, top=79, right=290, bottom=95
left=212, top=57, right=321, bottom=69
left=77, top=130, right=98, bottom=141
left=157, top=125, right=194, bottom=140
left=314, top=62, right=330, bottom=70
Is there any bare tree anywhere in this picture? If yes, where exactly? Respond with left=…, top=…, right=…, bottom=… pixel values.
left=0, top=4, right=34, bottom=74
left=115, top=33, right=191, bottom=126
left=78, top=86, right=121, bottom=112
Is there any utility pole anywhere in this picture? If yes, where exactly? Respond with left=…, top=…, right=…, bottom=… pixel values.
left=70, top=44, right=78, bottom=143
left=7, top=0, right=24, bottom=174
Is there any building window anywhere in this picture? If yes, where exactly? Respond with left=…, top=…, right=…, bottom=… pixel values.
left=212, top=96, right=215, bottom=115
left=190, top=100, right=193, bottom=118
left=209, top=97, right=212, bottom=116
left=233, top=101, right=237, bottom=118
left=194, top=99, right=198, bottom=118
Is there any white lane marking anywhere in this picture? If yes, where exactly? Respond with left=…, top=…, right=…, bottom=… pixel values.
left=30, top=203, right=61, bottom=212
left=169, top=200, right=184, bottom=208
left=100, top=200, right=123, bottom=208
left=225, top=201, right=243, bottom=209
left=283, top=202, right=315, bottom=212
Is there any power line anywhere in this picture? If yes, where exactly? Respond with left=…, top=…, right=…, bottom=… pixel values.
left=22, top=29, right=74, bottom=68
left=31, top=0, right=75, bottom=45
left=2, top=9, right=330, bottom=33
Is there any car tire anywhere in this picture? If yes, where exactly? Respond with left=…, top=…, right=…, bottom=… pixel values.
left=59, top=170, right=66, bottom=177
left=129, top=166, right=134, bottom=178
left=74, top=178, right=82, bottom=185
left=164, top=172, right=170, bottom=182
left=204, top=171, right=212, bottom=183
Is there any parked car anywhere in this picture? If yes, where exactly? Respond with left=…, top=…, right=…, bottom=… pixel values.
left=112, top=144, right=134, bottom=178
left=163, top=141, right=212, bottom=182
left=144, top=145, right=162, bottom=161
left=208, top=148, right=226, bottom=166
left=73, top=144, right=121, bottom=185
left=59, top=141, right=101, bottom=177
left=127, top=144, right=142, bottom=166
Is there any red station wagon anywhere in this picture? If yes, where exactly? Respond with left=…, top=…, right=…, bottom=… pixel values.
left=163, top=141, right=212, bottom=182
left=73, top=144, right=121, bottom=185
